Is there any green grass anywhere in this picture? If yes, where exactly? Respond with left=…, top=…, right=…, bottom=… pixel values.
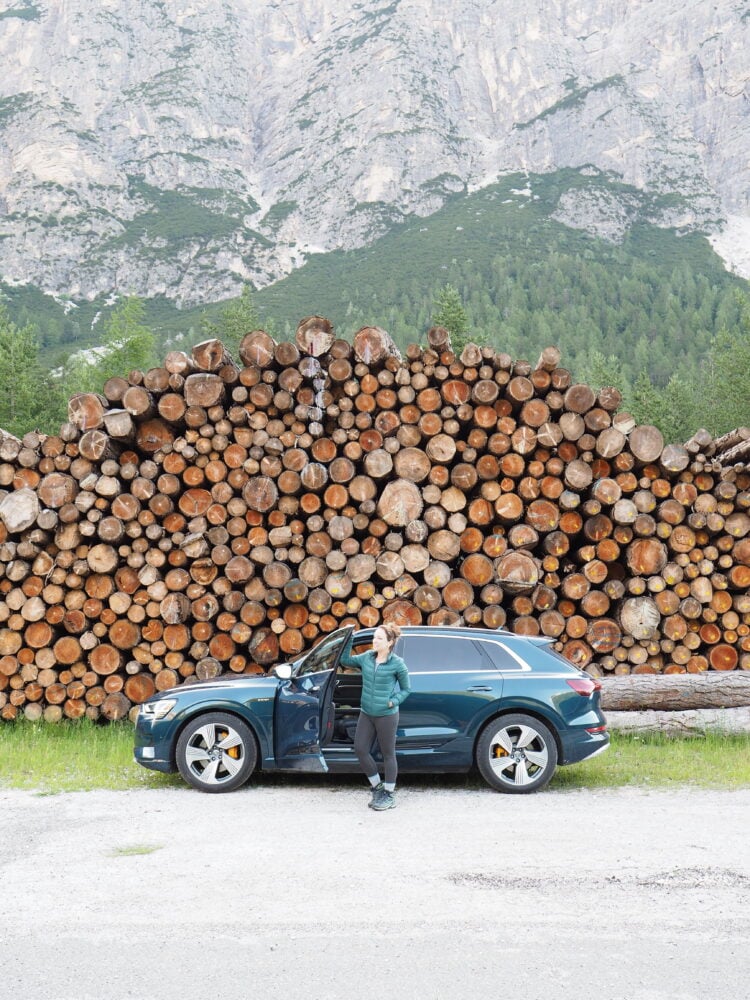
left=549, top=731, right=750, bottom=791
left=0, top=718, right=182, bottom=794
left=110, top=844, right=164, bottom=857
left=0, top=720, right=748, bottom=794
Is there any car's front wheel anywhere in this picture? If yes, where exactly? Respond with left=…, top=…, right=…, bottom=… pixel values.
left=476, top=713, right=558, bottom=794
left=176, top=713, right=257, bottom=793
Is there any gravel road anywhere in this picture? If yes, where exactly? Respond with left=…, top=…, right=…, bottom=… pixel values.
left=1, top=777, right=748, bottom=1000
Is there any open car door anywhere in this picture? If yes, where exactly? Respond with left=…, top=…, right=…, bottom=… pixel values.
left=274, top=625, right=355, bottom=771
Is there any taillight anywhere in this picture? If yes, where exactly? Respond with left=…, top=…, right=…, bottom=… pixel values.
left=586, top=724, right=607, bottom=734
left=566, top=676, right=601, bottom=696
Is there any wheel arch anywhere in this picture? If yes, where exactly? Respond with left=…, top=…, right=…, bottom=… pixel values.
left=473, top=705, right=563, bottom=766
left=171, top=706, right=265, bottom=771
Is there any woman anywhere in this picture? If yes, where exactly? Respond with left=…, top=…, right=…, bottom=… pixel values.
left=339, top=624, right=410, bottom=811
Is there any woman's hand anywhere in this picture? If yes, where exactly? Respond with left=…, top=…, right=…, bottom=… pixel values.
left=388, top=701, right=393, bottom=708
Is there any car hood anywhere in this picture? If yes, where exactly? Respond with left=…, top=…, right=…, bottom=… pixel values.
left=147, top=674, right=279, bottom=702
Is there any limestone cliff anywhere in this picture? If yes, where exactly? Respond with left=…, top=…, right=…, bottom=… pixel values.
left=0, top=0, right=747, bottom=306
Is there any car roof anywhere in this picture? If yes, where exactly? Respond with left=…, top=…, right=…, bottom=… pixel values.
left=354, top=625, right=550, bottom=644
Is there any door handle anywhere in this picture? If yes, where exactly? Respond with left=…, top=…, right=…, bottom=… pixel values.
left=466, top=685, right=492, bottom=692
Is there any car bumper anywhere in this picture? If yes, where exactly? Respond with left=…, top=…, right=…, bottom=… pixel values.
left=133, top=744, right=175, bottom=773
left=560, top=726, right=610, bottom=765
left=134, top=714, right=177, bottom=773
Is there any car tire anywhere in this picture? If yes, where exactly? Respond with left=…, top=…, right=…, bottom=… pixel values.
left=176, top=712, right=257, bottom=793
left=476, top=713, right=558, bottom=794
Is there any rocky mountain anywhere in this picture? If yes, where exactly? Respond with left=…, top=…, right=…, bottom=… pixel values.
left=0, top=0, right=748, bottom=307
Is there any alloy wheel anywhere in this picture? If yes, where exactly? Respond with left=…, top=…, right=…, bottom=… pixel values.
left=184, top=722, right=246, bottom=785
left=176, top=712, right=257, bottom=792
left=488, top=722, right=550, bottom=787
left=476, top=712, right=558, bottom=793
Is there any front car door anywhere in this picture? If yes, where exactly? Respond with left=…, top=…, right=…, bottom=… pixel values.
left=274, top=625, right=354, bottom=771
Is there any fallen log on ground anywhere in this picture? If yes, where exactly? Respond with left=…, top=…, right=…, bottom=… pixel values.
left=605, top=706, right=750, bottom=736
left=599, top=672, right=750, bottom=711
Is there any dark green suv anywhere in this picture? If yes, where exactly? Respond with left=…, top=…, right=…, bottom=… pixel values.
left=134, top=625, right=608, bottom=793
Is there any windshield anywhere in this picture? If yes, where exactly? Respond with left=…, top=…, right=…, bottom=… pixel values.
left=296, top=628, right=352, bottom=677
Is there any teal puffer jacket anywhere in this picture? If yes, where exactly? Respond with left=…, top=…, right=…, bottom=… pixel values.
left=339, top=648, right=410, bottom=717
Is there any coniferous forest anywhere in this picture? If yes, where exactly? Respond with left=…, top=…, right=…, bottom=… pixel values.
left=1, top=175, right=749, bottom=442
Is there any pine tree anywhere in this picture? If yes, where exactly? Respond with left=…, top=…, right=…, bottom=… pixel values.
left=63, top=297, right=157, bottom=396
left=98, top=297, right=158, bottom=382
left=657, top=373, right=698, bottom=444
left=201, top=284, right=267, bottom=344
left=577, top=349, right=629, bottom=396
left=431, top=283, right=470, bottom=350
left=697, top=294, right=750, bottom=434
left=0, top=306, right=65, bottom=436
left=627, top=370, right=662, bottom=427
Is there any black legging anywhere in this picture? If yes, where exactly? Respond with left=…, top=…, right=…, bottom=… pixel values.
left=353, top=711, right=399, bottom=785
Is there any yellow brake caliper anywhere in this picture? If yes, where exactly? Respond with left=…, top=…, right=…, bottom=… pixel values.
left=219, top=730, right=241, bottom=759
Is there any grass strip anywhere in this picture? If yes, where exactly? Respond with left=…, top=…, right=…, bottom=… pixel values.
left=0, top=718, right=182, bottom=793
left=0, top=720, right=748, bottom=794
left=550, top=730, right=750, bottom=791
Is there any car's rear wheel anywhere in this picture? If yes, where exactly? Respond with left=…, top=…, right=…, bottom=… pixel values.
left=476, top=713, right=558, bottom=794
left=176, top=713, right=257, bottom=793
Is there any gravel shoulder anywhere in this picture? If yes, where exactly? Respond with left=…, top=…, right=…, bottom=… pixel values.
left=1, top=779, right=748, bottom=1000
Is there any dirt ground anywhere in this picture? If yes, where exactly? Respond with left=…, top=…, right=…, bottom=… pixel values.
left=1, top=776, right=748, bottom=1000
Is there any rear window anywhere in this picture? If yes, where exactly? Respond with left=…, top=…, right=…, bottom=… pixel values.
left=502, top=638, right=573, bottom=672
left=475, top=640, right=528, bottom=671
left=402, top=635, right=496, bottom=673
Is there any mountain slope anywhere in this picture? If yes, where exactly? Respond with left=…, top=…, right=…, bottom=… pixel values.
left=253, top=170, right=749, bottom=383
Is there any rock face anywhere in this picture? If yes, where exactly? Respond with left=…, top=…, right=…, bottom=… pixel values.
left=0, top=0, right=747, bottom=305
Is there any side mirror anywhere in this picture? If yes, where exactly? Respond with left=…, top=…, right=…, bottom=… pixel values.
left=273, top=663, right=293, bottom=680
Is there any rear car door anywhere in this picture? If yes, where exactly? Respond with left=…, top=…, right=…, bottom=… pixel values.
left=397, top=634, right=504, bottom=751
left=274, top=626, right=354, bottom=771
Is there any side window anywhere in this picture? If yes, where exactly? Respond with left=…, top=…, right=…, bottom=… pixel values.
left=298, top=631, right=351, bottom=676
left=339, top=639, right=371, bottom=674
left=403, top=636, right=495, bottom=672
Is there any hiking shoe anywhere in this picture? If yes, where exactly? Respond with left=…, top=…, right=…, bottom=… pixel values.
left=371, top=789, right=396, bottom=811
left=367, top=781, right=385, bottom=809
left=368, top=782, right=384, bottom=809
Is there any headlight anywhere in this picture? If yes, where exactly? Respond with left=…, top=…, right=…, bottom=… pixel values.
left=140, top=699, right=177, bottom=720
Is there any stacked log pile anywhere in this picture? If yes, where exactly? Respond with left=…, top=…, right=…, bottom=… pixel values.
left=0, top=321, right=748, bottom=723
left=684, top=427, right=750, bottom=475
